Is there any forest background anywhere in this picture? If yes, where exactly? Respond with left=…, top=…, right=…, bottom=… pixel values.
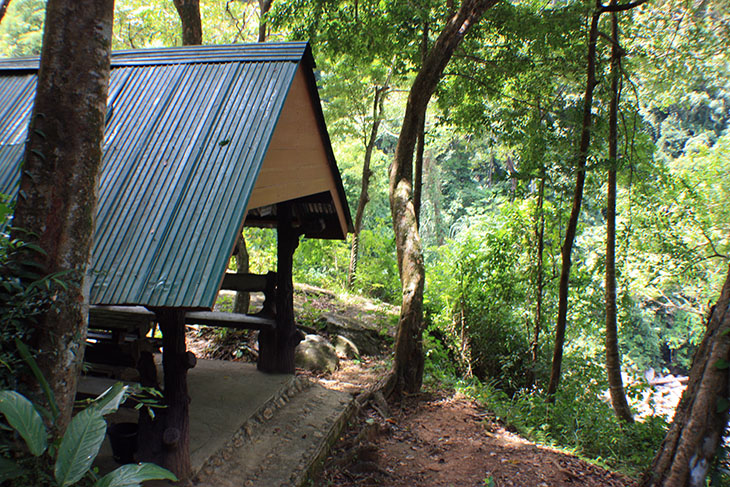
left=1, top=0, right=729, bottom=480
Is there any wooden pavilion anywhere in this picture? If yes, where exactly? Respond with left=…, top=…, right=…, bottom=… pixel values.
left=0, top=42, right=352, bottom=478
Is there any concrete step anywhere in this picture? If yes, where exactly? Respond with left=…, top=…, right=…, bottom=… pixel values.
left=193, top=379, right=354, bottom=487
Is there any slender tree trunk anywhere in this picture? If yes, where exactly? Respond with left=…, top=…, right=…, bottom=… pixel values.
left=258, top=0, right=272, bottom=42
left=530, top=173, right=546, bottom=383
left=11, top=0, right=114, bottom=432
left=546, top=1, right=602, bottom=399
left=348, top=83, right=388, bottom=288
left=172, top=0, right=202, bottom=45
left=640, top=262, right=730, bottom=486
left=234, top=234, right=250, bottom=313
left=413, top=21, right=429, bottom=228
left=389, top=0, right=499, bottom=396
left=605, top=6, right=633, bottom=423
left=0, top=0, right=12, bottom=26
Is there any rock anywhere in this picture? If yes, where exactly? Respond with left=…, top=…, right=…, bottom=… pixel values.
left=317, top=313, right=383, bottom=356
left=295, top=334, right=339, bottom=373
left=333, top=334, right=360, bottom=359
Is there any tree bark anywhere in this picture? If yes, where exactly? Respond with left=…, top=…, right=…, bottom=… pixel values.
left=640, top=262, right=730, bottom=486
left=413, top=22, right=429, bottom=229
left=389, top=0, right=499, bottom=396
left=0, top=0, right=12, bottom=26
left=234, top=234, right=250, bottom=314
left=11, top=0, right=114, bottom=431
left=546, top=1, right=602, bottom=399
left=172, top=0, right=202, bottom=45
left=258, top=0, right=272, bottom=42
left=605, top=5, right=633, bottom=423
left=348, top=83, right=388, bottom=289
left=529, top=172, right=546, bottom=385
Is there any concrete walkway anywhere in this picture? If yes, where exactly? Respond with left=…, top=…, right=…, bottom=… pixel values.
left=90, top=359, right=354, bottom=486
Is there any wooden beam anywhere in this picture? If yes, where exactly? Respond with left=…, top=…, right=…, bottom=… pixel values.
left=88, top=305, right=276, bottom=331
left=220, top=272, right=270, bottom=292
left=257, top=201, right=304, bottom=373
left=185, top=311, right=275, bottom=330
left=137, top=308, right=194, bottom=480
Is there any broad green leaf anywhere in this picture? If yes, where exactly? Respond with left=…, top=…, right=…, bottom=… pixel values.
left=91, top=383, right=128, bottom=416
left=54, top=408, right=107, bottom=487
left=15, top=338, right=59, bottom=421
left=0, top=390, right=47, bottom=456
left=95, top=463, right=177, bottom=487
left=0, top=456, right=24, bottom=482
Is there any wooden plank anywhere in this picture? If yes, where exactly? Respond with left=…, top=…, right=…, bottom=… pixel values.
left=185, top=311, right=275, bottom=330
left=89, top=305, right=275, bottom=331
left=89, top=305, right=154, bottom=331
left=220, top=272, right=269, bottom=292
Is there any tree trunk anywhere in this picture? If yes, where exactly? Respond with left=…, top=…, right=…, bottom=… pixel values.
left=348, top=83, right=388, bottom=289
left=605, top=5, right=633, bottom=423
left=413, top=21, right=429, bottom=229
left=546, top=1, right=601, bottom=399
left=640, top=262, right=730, bottom=487
left=529, top=173, right=546, bottom=385
left=0, top=0, right=12, bottom=26
left=11, top=0, right=114, bottom=431
left=234, top=234, right=250, bottom=314
left=389, top=0, right=499, bottom=396
left=172, top=0, right=202, bottom=45
left=258, top=0, right=272, bottom=42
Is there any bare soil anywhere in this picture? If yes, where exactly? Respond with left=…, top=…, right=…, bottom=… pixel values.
left=190, top=286, right=635, bottom=487
left=316, top=388, right=634, bottom=487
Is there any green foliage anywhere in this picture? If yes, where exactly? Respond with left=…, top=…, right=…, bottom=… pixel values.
left=0, top=222, right=70, bottom=391
left=0, top=0, right=45, bottom=57
left=427, top=202, right=536, bottom=392
left=472, top=361, right=668, bottom=476
left=0, top=354, right=176, bottom=487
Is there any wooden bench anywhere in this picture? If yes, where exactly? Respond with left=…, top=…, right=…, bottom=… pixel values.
left=88, top=271, right=278, bottom=333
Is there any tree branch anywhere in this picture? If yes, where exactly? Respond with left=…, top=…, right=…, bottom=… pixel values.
left=599, top=0, right=649, bottom=13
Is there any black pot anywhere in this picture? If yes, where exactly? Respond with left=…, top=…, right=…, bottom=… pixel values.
left=107, top=422, right=138, bottom=464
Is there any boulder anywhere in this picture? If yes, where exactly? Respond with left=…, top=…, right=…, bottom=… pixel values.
left=333, top=335, right=359, bottom=359
left=295, top=334, right=339, bottom=374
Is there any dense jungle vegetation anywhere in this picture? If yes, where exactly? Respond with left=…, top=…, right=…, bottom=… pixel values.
left=1, top=0, right=729, bottom=481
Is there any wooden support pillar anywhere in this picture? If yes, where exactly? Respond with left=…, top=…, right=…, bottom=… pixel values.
left=258, top=202, right=304, bottom=373
left=138, top=308, right=195, bottom=480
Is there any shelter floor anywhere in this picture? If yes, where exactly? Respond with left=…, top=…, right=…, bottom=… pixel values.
left=85, top=359, right=327, bottom=479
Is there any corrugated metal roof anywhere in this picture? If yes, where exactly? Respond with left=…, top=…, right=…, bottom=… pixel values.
left=0, top=42, right=341, bottom=309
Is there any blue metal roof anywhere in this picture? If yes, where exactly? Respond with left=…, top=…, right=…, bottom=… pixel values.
left=0, top=42, right=348, bottom=309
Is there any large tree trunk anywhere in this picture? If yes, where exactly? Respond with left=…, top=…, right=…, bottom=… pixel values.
left=11, top=0, right=114, bottom=432
left=546, top=1, right=602, bottom=399
left=348, top=83, right=388, bottom=288
left=640, top=262, right=730, bottom=486
left=172, top=0, right=202, bottom=45
left=389, top=0, right=499, bottom=396
left=605, top=6, right=633, bottom=423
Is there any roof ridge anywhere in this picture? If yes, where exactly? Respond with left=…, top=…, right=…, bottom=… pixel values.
left=0, top=41, right=311, bottom=71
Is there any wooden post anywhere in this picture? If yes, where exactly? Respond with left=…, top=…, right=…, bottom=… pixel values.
left=138, top=309, right=195, bottom=480
left=257, top=202, right=304, bottom=373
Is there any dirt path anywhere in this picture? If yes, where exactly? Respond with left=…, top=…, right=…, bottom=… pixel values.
left=317, top=391, right=634, bottom=487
